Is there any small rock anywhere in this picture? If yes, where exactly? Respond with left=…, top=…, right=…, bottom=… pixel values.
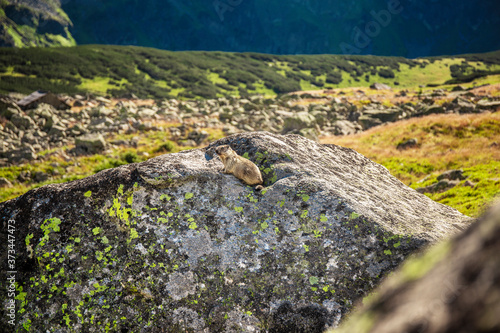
left=357, top=115, right=383, bottom=130
left=95, top=96, right=112, bottom=105
left=17, top=170, right=31, bottom=182
left=437, top=169, right=466, bottom=181
left=283, top=112, right=316, bottom=132
left=0, top=177, right=13, bottom=188
left=48, top=125, right=67, bottom=137
left=452, top=97, right=476, bottom=113
left=362, top=108, right=401, bottom=122
left=370, top=83, right=392, bottom=90
left=416, top=180, right=460, bottom=193
left=138, top=108, right=157, bottom=118
left=180, top=139, right=197, bottom=147
left=477, top=99, right=500, bottom=110
left=329, top=120, right=362, bottom=136
left=6, top=147, right=38, bottom=163
left=187, top=130, right=209, bottom=145
left=34, top=171, right=49, bottom=183
left=75, top=133, right=107, bottom=154
left=420, top=104, right=445, bottom=116
left=397, top=138, right=418, bottom=150
left=10, top=113, right=36, bottom=130
left=463, top=180, right=476, bottom=188
left=242, top=124, right=255, bottom=132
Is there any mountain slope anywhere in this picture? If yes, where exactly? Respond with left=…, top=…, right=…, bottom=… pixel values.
left=0, top=45, right=499, bottom=99
left=0, top=0, right=75, bottom=47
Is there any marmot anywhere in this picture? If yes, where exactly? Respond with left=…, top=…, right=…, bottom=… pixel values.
left=215, top=145, right=264, bottom=190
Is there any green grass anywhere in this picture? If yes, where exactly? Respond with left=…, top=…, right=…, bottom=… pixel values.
left=323, top=112, right=500, bottom=217
left=414, top=162, right=500, bottom=216
left=0, top=45, right=499, bottom=99
left=0, top=127, right=226, bottom=203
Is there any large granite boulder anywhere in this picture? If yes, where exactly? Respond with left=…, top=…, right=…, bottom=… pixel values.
left=0, top=132, right=470, bottom=332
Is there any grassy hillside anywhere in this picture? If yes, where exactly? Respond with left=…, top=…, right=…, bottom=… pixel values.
left=322, top=112, right=500, bottom=217
left=0, top=45, right=499, bottom=99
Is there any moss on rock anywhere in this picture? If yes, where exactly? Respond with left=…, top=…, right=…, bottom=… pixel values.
left=0, top=132, right=471, bottom=332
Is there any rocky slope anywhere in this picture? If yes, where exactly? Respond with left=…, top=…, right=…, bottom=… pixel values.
left=1, top=84, right=499, bottom=168
left=330, top=201, right=500, bottom=333
left=0, top=132, right=470, bottom=332
left=0, top=0, right=75, bottom=47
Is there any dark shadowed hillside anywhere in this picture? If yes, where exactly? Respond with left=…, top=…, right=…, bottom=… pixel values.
left=60, top=0, right=500, bottom=57
left=1, top=0, right=499, bottom=57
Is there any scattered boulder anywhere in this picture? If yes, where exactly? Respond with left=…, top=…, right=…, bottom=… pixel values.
left=73, top=100, right=85, bottom=107
left=362, top=108, right=400, bottom=123
left=33, top=171, right=49, bottom=183
left=1, top=147, right=38, bottom=163
left=0, top=98, right=22, bottom=118
left=48, top=124, right=67, bottom=137
left=10, top=113, right=36, bottom=130
left=17, top=170, right=31, bottom=182
left=358, top=115, right=383, bottom=130
left=0, top=89, right=498, bottom=167
left=437, top=169, right=466, bottom=181
left=0, top=132, right=470, bottom=332
left=188, top=129, right=209, bottom=145
left=397, top=138, right=418, bottom=150
left=329, top=120, right=362, bottom=136
left=452, top=97, right=476, bottom=113
left=0, top=177, right=12, bottom=188
left=416, top=180, right=460, bottom=194
left=463, top=180, right=476, bottom=188
left=179, top=139, right=197, bottom=147
left=370, top=83, right=392, bottom=90
left=420, top=104, right=445, bottom=116
left=283, top=112, right=316, bottom=132
left=477, top=99, right=500, bottom=110
left=74, top=133, right=107, bottom=154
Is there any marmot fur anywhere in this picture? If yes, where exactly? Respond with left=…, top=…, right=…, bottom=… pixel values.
left=215, top=145, right=264, bottom=190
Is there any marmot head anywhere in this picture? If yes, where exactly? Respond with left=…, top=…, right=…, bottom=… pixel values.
left=215, top=145, right=234, bottom=156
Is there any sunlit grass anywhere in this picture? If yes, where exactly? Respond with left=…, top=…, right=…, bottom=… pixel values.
left=321, top=112, right=500, bottom=216
left=0, top=127, right=226, bottom=203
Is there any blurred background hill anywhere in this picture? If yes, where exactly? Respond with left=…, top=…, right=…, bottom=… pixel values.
left=1, top=0, right=499, bottom=57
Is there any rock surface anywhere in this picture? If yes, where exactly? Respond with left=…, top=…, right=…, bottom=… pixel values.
left=0, top=132, right=471, bottom=332
left=330, top=202, right=500, bottom=333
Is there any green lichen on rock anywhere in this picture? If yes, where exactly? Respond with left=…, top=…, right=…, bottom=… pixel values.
left=0, top=132, right=471, bottom=332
